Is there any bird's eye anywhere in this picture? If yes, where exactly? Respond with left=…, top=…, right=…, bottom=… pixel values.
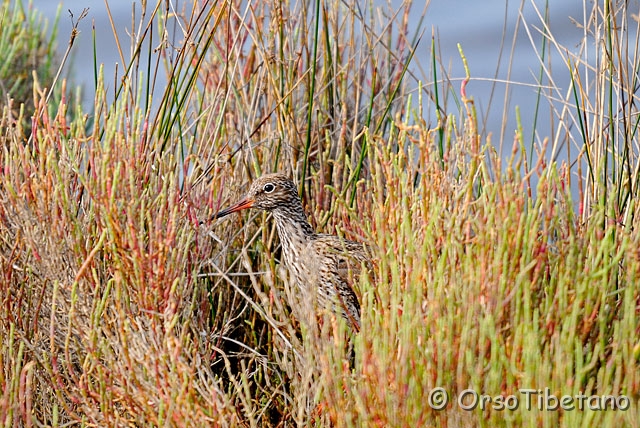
left=263, top=183, right=275, bottom=193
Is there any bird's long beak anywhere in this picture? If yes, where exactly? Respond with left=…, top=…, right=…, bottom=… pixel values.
left=213, top=197, right=255, bottom=220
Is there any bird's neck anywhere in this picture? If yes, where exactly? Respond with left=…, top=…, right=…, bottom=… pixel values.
left=272, top=203, right=315, bottom=264
left=272, top=203, right=315, bottom=239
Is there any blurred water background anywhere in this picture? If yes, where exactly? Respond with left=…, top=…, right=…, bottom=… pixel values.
left=29, top=0, right=589, bottom=157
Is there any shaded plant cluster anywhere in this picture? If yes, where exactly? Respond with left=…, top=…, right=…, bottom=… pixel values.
left=0, top=0, right=62, bottom=137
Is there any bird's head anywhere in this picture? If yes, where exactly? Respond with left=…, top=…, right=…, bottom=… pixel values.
left=215, top=173, right=300, bottom=219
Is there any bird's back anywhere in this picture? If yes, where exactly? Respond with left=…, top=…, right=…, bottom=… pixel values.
left=302, top=234, right=370, bottom=331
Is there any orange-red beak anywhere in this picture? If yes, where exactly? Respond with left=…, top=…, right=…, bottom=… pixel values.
left=214, top=197, right=255, bottom=220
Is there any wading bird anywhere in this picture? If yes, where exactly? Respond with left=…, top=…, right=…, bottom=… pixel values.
left=214, top=173, right=369, bottom=332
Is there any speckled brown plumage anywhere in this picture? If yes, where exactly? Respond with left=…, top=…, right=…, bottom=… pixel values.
left=214, top=173, right=367, bottom=332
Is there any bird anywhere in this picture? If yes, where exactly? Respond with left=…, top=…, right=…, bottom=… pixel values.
left=213, top=172, right=369, bottom=332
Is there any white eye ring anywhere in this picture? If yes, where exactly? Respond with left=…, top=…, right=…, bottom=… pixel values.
left=263, top=183, right=275, bottom=193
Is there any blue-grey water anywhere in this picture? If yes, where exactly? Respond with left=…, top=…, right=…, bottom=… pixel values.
left=29, top=1, right=589, bottom=155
